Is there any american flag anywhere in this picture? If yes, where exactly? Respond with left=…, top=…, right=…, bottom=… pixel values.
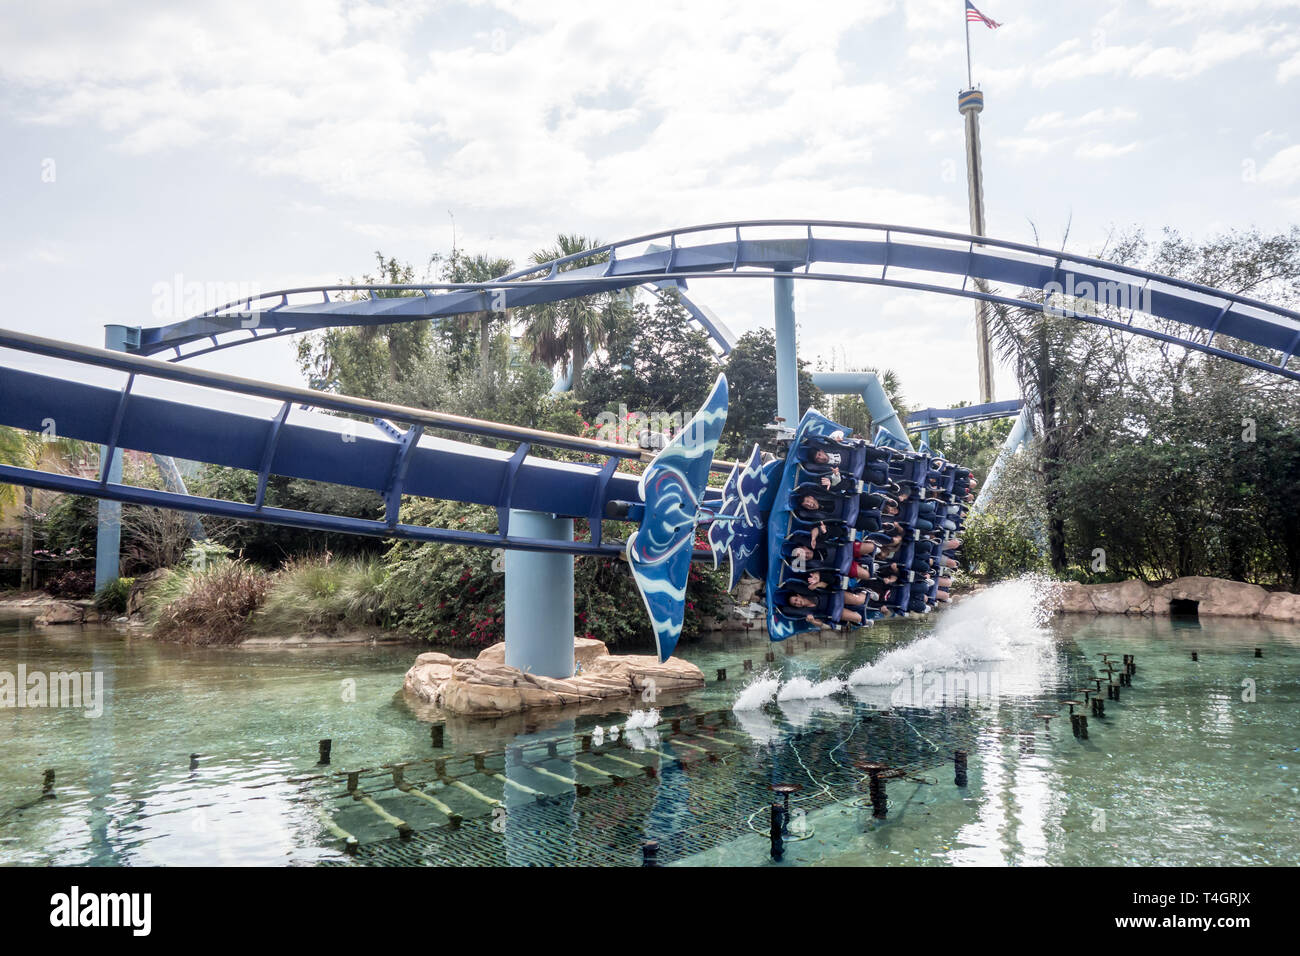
left=966, top=1, right=1001, bottom=29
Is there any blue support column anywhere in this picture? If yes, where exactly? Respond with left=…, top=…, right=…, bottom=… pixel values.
left=773, top=267, right=798, bottom=424
left=94, top=325, right=131, bottom=592
left=970, top=407, right=1031, bottom=514
left=504, top=510, right=575, bottom=678
left=810, top=372, right=914, bottom=450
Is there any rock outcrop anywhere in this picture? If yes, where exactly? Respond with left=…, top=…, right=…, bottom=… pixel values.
left=34, top=601, right=88, bottom=626
left=402, top=640, right=705, bottom=717
left=1055, top=576, right=1298, bottom=622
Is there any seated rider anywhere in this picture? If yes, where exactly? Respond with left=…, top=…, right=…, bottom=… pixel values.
left=777, top=590, right=863, bottom=626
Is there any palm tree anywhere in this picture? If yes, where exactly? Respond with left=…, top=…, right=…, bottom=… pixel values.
left=0, top=426, right=87, bottom=591
left=442, top=251, right=515, bottom=378
left=519, top=234, right=630, bottom=397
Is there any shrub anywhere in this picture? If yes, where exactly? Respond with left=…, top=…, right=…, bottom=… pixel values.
left=93, top=577, right=134, bottom=616
left=251, top=555, right=388, bottom=635
left=962, top=510, right=1047, bottom=580
left=46, top=569, right=96, bottom=598
left=150, top=561, right=272, bottom=645
left=378, top=498, right=728, bottom=649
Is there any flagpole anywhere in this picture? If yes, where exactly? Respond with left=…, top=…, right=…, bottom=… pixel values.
left=965, top=6, right=973, bottom=88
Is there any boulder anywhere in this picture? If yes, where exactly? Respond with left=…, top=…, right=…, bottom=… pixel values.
left=476, top=637, right=609, bottom=670
left=35, top=601, right=86, bottom=626
left=1157, top=576, right=1268, bottom=618
left=1053, top=575, right=1293, bottom=619
left=1088, top=579, right=1153, bottom=615
left=402, top=651, right=459, bottom=703
left=1056, top=581, right=1097, bottom=614
left=586, top=654, right=705, bottom=692
left=1259, top=590, right=1300, bottom=623
left=403, top=640, right=705, bottom=717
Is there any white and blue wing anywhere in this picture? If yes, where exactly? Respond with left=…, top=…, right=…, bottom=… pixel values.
left=626, top=374, right=729, bottom=661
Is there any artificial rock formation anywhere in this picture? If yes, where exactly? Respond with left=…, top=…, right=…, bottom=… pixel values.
left=402, top=639, right=705, bottom=717
left=34, top=601, right=88, bottom=626
left=1056, top=576, right=1298, bottom=622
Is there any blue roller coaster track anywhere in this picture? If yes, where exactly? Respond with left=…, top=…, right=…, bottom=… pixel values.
left=3, top=219, right=1298, bottom=662
left=130, top=220, right=1300, bottom=383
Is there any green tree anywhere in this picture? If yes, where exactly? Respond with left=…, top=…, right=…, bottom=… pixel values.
left=719, top=329, right=823, bottom=458
left=581, top=292, right=722, bottom=431
left=0, top=426, right=89, bottom=590
left=440, top=249, right=514, bottom=380
left=296, top=252, right=432, bottom=399
left=517, top=234, right=631, bottom=399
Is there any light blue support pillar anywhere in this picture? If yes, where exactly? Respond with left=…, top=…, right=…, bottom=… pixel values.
left=971, top=407, right=1031, bottom=514
left=809, top=372, right=914, bottom=450
left=504, top=510, right=575, bottom=678
left=94, top=325, right=131, bottom=592
left=773, top=267, right=799, bottom=424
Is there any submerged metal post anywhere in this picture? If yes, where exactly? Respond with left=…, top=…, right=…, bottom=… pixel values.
left=318, top=739, right=332, bottom=765
left=954, top=749, right=968, bottom=787
left=641, top=840, right=659, bottom=867
left=430, top=723, right=444, bottom=748
left=42, top=769, right=55, bottom=798
left=505, top=510, right=575, bottom=678
left=769, top=803, right=785, bottom=861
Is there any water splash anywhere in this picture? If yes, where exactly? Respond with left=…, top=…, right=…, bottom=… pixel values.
left=779, top=696, right=851, bottom=730
left=732, top=670, right=780, bottom=711
left=625, top=708, right=661, bottom=730
left=848, top=575, right=1060, bottom=687
left=777, top=676, right=847, bottom=701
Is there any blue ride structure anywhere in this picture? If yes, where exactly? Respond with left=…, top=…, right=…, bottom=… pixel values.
left=4, top=219, right=1299, bottom=676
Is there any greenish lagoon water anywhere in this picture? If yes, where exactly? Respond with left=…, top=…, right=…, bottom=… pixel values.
left=1, top=579, right=1297, bottom=867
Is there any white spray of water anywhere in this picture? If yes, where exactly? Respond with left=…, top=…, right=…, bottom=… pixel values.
left=847, top=575, right=1061, bottom=687
left=625, top=727, right=661, bottom=752
left=732, top=706, right=783, bottom=745
left=624, top=708, right=660, bottom=730
left=777, top=676, right=847, bottom=701
left=732, top=671, right=780, bottom=711
left=779, top=696, right=851, bottom=730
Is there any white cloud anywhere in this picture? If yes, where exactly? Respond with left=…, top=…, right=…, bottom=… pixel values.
left=1076, top=140, right=1140, bottom=160
left=1259, top=144, right=1300, bottom=186
left=1025, top=107, right=1138, bottom=131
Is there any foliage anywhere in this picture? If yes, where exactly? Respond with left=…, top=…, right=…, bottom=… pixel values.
left=190, top=467, right=386, bottom=566
left=516, top=234, right=631, bottom=398
left=983, top=224, right=1300, bottom=586
left=45, top=569, right=96, bottom=598
left=295, top=252, right=433, bottom=397
left=719, top=328, right=823, bottom=458
left=377, top=498, right=729, bottom=649
left=376, top=498, right=509, bottom=647
left=41, top=494, right=99, bottom=560
left=93, top=577, right=134, bottom=616
left=931, top=416, right=1013, bottom=478
left=962, top=511, right=1046, bottom=579
left=251, top=555, right=388, bottom=635
left=148, top=560, right=273, bottom=645
left=580, top=293, right=722, bottom=433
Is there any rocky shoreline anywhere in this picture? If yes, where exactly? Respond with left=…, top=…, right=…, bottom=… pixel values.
left=1056, top=576, right=1300, bottom=622
left=404, top=637, right=705, bottom=717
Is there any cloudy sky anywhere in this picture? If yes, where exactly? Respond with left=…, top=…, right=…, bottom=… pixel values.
left=3, top=0, right=1299, bottom=411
